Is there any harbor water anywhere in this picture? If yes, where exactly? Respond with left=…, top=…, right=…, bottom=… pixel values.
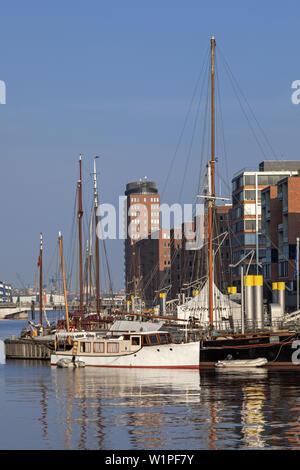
left=0, top=320, right=300, bottom=450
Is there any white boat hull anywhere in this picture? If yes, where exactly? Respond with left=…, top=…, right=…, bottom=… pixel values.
left=51, top=341, right=200, bottom=369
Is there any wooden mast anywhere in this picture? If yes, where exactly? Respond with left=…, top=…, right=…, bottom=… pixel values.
left=208, top=36, right=216, bottom=328
left=85, top=240, right=89, bottom=307
left=58, top=232, right=70, bottom=338
left=77, top=154, right=84, bottom=315
left=93, top=156, right=100, bottom=316
left=39, top=232, right=43, bottom=326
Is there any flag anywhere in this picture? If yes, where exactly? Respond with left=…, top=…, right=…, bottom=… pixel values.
left=37, top=255, right=40, bottom=268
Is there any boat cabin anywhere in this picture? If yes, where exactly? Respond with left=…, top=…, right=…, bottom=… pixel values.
left=55, top=331, right=173, bottom=356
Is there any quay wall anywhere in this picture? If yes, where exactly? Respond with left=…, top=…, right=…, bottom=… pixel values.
left=4, top=338, right=50, bottom=360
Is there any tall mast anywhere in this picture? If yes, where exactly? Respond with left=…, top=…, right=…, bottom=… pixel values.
left=39, top=232, right=43, bottom=326
left=88, top=216, right=93, bottom=309
left=77, top=154, right=84, bottom=315
left=85, top=239, right=89, bottom=307
left=93, top=156, right=100, bottom=316
left=58, top=232, right=70, bottom=337
left=208, top=36, right=216, bottom=328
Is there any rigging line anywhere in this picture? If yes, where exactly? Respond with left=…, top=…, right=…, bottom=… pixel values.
left=215, top=52, right=230, bottom=199
left=192, top=62, right=210, bottom=209
left=155, top=234, right=193, bottom=299
left=43, top=242, right=60, bottom=287
left=65, top=187, right=78, bottom=291
left=81, top=197, right=90, bottom=254
left=98, top=217, right=114, bottom=296
left=161, top=45, right=210, bottom=199
left=216, top=49, right=269, bottom=160
left=218, top=45, right=279, bottom=161
left=178, top=51, right=211, bottom=203
left=192, top=70, right=210, bottom=215
left=214, top=168, right=272, bottom=277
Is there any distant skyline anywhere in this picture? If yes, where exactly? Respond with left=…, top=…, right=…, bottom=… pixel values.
left=0, top=1, right=300, bottom=291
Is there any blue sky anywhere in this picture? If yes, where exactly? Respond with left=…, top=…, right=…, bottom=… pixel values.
left=0, top=0, right=300, bottom=291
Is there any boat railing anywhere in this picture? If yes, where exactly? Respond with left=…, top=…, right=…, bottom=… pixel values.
left=190, top=318, right=300, bottom=337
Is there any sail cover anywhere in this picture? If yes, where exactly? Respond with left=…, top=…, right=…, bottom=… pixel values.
left=109, top=320, right=164, bottom=333
left=177, top=281, right=241, bottom=329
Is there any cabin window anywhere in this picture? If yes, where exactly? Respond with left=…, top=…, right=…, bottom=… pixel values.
left=149, top=335, right=159, bottom=345
left=142, top=336, right=149, bottom=346
left=131, top=336, right=140, bottom=346
left=80, top=342, right=91, bottom=353
left=93, top=342, right=105, bottom=353
left=107, top=342, right=119, bottom=353
left=159, top=334, right=169, bottom=344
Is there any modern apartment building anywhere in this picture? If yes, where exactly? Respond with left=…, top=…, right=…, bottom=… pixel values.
left=231, top=161, right=300, bottom=288
left=0, top=281, right=12, bottom=302
left=261, top=175, right=300, bottom=309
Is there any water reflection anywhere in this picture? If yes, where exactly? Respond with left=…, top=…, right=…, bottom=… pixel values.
left=214, top=370, right=268, bottom=448
left=2, top=361, right=300, bottom=450
left=241, top=385, right=266, bottom=448
left=49, top=368, right=201, bottom=449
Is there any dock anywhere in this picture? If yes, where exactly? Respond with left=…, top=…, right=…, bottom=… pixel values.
left=4, top=337, right=51, bottom=360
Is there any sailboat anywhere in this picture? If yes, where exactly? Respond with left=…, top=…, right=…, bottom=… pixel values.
left=49, top=157, right=200, bottom=368
left=191, top=36, right=300, bottom=368
left=63, top=154, right=105, bottom=328
left=51, top=234, right=200, bottom=369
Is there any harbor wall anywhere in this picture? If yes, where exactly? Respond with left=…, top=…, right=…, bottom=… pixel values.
left=4, top=338, right=50, bottom=360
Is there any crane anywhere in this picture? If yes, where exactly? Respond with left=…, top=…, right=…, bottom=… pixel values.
left=16, top=273, right=28, bottom=293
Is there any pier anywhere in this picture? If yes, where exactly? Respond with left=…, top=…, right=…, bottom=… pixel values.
left=4, top=337, right=51, bottom=360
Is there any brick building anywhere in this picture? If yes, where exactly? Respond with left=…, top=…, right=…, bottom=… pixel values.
left=261, top=174, right=300, bottom=309
left=169, top=204, right=232, bottom=300
left=231, top=161, right=300, bottom=289
left=124, top=180, right=170, bottom=307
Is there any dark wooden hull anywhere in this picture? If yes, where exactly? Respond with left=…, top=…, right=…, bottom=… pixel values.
left=200, top=331, right=300, bottom=368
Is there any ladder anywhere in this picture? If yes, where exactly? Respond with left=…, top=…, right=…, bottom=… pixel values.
left=73, top=341, right=80, bottom=355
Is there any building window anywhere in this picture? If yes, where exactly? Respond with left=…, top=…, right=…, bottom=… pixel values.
left=244, top=190, right=256, bottom=201
left=263, top=263, right=271, bottom=279
left=245, top=220, right=256, bottom=231
left=244, top=204, right=257, bottom=216
left=244, top=233, right=256, bottom=245
left=279, top=261, right=288, bottom=278
left=244, top=174, right=256, bottom=186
